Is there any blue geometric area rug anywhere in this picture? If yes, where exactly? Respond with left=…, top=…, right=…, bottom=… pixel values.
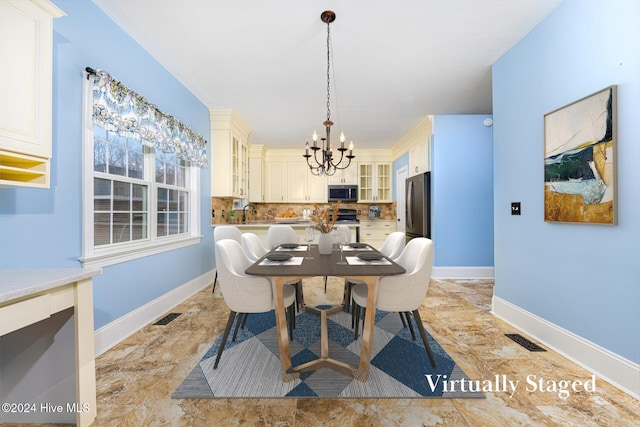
left=172, top=308, right=484, bottom=399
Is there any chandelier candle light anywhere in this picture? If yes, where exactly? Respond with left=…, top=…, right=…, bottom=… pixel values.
left=303, top=10, right=355, bottom=176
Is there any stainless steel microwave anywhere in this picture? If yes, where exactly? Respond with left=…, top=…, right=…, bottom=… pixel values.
left=328, top=185, right=358, bottom=202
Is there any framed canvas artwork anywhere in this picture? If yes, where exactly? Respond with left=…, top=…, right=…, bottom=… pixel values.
left=544, top=85, right=617, bottom=224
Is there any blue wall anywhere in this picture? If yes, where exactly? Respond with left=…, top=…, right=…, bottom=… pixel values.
left=392, top=116, right=494, bottom=269
left=432, top=115, right=494, bottom=267
left=0, top=0, right=214, bottom=329
left=493, top=0, right=639, bottom=362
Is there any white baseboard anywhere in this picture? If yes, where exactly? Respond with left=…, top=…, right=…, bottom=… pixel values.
left=432, top=266, right=494, bottom=279
left=94, top=269, right=215, bottom=357
left=492, top=296, right=640, bottom=399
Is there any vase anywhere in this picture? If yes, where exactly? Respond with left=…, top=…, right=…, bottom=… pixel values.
left=318, top=233, right=333, bottom=255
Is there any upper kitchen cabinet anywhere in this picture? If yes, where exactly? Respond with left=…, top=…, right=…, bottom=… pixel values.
left=264, top=149, right=328, bottom=203
left=288, top=162, right=327, bottom=203
left=393, top=116, right=432, bottom=177
left=248, top=144, right=266, bottom=203
left=358, top=161, right=392, bottom=202
left=265, top=161, right=288, bottom=202
left=0, top=0, right=65, bottom=188
left=326, top=162, right=358, bottom=185
left=210, top=108, right=250, bottom=198
left=409, top=138, right=430, bottom=176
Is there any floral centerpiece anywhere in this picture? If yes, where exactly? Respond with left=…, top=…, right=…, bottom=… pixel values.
left=311, top=201, right=341, bottom=233
left=311, top=201, right=341, bottom=255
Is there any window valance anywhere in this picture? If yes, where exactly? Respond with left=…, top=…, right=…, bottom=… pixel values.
left=87, top=67, right=208, bottom=167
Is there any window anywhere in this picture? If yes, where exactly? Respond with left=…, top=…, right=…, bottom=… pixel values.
left=81, top=69, right=206, bottom=268
left=155, top=150, right=190, bottom=237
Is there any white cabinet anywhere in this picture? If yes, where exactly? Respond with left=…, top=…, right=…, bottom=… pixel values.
left=233, top=136, right=249, bottom=197
left=266, top=159, right=327, bottom=203
left=210, top=109, right=250, bottom=198
left=409, top=139, right=430, bottom=176
left=306, top=173, right=327, bottom=202
left=266, top=161, right=288, bottom=202
left=358, top=162, right=392, bottom=202
left=0, top=0, right=64, bottom=188
left=326, top=164, right=358, bottom=185
left=360, top=220, right=396, bottom=249
left=288, top=163, right=327, bottom=203
left=248, top=145, right=265, bottom=203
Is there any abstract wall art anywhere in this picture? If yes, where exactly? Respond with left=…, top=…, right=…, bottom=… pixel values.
left=544, top=86, right=617, bottom=224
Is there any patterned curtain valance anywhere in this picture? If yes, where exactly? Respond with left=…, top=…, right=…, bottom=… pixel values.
left=87, top=67, right=207, bottom=167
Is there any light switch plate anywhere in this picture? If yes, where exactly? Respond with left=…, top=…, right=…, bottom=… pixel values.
left=511, top=202, right=521, bottom=215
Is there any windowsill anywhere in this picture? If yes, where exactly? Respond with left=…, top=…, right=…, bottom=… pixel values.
left=79, top=235, right=202, bottom=269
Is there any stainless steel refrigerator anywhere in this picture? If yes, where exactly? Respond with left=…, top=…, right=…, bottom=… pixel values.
left=405, top=172, right=431, bottom=242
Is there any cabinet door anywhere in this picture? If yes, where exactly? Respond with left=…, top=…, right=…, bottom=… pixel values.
left=266, top=161, right=288, bottom=202
left=0, top=1, right=62, bottom=188
left=375, top=162, right=392, bottom=202
left=327, top=172, right=343, bottom=185
left=240, top=140, right=248, bottom=197
left=327, top=164, right=357, bottom=185
left=409, top=141, right=429, bottom=176
left=342, top=164, right=359, bottom=185
left=306, top=173, right=327, bottom=203
left=231, top=136, right=240, bottom=196
left=287, top=162, right=308, bottom=202
left=230, top=137, right=248, bottom=198
left=358, top=163, right=375, bottom=202
left=248, top=156, right=264, bottom=202
left=0, top=1, right=56, bottom=159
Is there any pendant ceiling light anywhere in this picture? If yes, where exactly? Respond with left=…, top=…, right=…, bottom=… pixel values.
left=303, top=10, right=355, bottom=176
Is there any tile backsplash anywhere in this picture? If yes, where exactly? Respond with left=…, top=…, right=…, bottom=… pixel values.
left=211, top=198, right=396, bottom=224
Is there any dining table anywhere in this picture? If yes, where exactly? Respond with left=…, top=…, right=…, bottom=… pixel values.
left=245, top=243, right=405, bottom=382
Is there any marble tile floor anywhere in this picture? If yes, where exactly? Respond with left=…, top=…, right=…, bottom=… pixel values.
left=83, top=278, right=639, bottom=426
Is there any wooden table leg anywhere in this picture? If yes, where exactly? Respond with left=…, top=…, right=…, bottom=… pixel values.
left=355, top=276, right=378, bottom=381
left=272, top=276, right=298, bottom=382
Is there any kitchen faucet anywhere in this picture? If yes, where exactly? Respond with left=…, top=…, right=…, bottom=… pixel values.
left=242, top=204, right=256, bottom=224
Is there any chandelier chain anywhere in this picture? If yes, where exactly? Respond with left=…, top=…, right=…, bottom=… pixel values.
left=303, top=10, right=354, bottom=177
left=326, top=21, right=331, bottom=122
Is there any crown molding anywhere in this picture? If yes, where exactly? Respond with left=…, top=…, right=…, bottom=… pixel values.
left=391, top=115, right=433, bottom=160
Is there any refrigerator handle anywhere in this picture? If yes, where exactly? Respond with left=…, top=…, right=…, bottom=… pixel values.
left=407, top=180, right=413, bottom=228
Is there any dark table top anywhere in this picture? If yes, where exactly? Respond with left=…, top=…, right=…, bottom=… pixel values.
left=245, top=244, right=405, bottom=277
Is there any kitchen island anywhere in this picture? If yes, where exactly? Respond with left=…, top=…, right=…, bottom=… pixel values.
left=212, top=221, right=360, bottom=246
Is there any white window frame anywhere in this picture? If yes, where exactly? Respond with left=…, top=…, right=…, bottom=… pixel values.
left=80, top=74, right=201, bottom=269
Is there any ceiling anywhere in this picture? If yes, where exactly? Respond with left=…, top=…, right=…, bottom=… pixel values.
left=93, top=0, right=564, bottom=150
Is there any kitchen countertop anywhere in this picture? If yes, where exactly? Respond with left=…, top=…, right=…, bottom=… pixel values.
left=212, top=221, right=360, bottom=228
left=0, top=268, right=102, bottom=304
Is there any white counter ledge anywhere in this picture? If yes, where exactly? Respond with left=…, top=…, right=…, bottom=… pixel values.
left=211, top=222, right=361, bottom=244
left=211, top=222, right=361, bottom=228
left=0, top=268, right=101, bottom=426
left=0, top=268, right=101, bottom=304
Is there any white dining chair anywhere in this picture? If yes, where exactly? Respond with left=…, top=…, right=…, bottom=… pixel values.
left=213, top=239, right=297, bottom=369
left=212, top=226, right=242, bottom=294
left=266, top=225, right=305, bottom=309
left=241, top=232, right=268, bottom=262
left=332, top=225, right=352, bottom=244
left=343, top=231, right=406, bottom=309
left=378, top=231, right=406, bottom=260
left=351, top=237, right=436, bottom=367
left=267, top=225, right=299, bottom=248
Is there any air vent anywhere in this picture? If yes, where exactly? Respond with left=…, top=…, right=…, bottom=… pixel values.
left=505, top=334, right=546, bottom=352
left=154, top=313, right=181, bottom=325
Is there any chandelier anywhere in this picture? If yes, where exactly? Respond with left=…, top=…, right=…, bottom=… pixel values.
left=303, top=10, right=355, bottom=176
